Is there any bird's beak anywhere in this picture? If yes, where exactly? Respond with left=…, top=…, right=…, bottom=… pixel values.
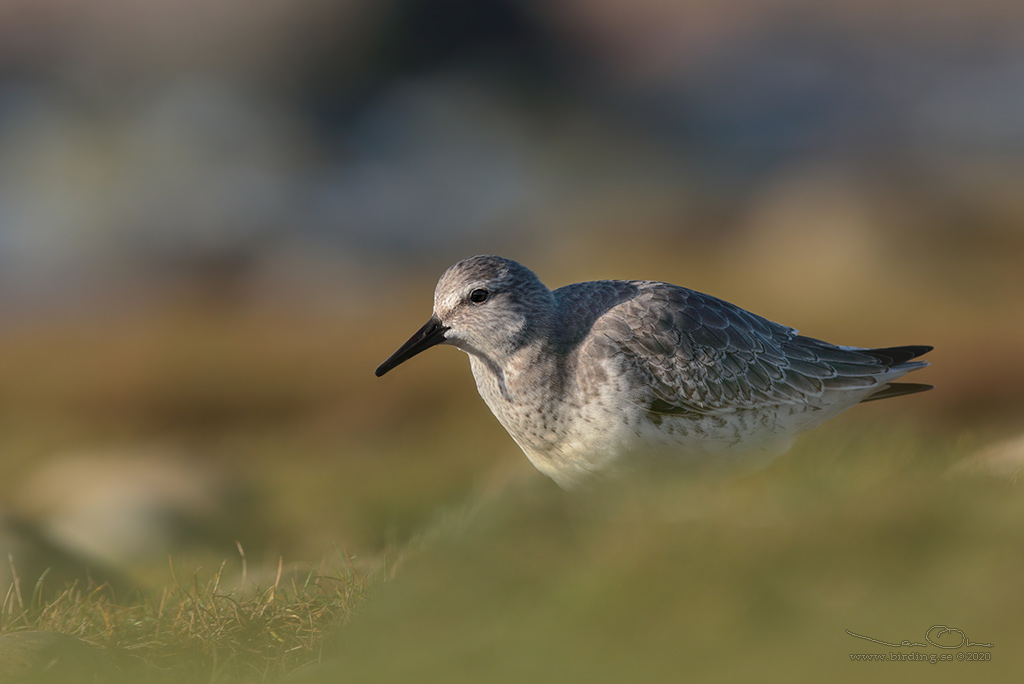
left=375, top=315, right=449, bottom=377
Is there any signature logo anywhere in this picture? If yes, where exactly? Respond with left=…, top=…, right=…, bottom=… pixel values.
left=846, top=626, right=993, bottom=649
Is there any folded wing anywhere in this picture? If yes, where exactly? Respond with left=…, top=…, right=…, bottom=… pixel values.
left=586, top=282, right=931, bottom=417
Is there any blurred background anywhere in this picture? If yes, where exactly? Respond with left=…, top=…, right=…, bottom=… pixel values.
left=0, top=0, right=1022, bottom=645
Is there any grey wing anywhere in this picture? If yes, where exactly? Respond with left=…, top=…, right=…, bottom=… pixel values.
left=585, top=283, right=920, bottom=416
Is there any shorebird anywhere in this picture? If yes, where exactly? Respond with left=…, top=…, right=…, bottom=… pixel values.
left=375, top=255, right=932, bottom=488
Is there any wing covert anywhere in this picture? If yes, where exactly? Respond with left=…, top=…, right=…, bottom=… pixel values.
left=585, top=283, right=836, bottom=415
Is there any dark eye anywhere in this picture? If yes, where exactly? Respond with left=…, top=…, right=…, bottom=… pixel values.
left=469, top=288, right=489, bottom=303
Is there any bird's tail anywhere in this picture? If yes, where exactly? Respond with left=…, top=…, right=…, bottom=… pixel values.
left=858, top=345, right=933, bottom=402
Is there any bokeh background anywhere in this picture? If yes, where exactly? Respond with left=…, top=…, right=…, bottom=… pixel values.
left=0, top=0, right=1022, bottom=680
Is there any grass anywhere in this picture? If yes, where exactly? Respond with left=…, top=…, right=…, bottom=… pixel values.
left=294, top=425, right=1024, bottom=684
left=1, top=549, right=371, bottom=682
left=5, top=422, right=1020, bottom=683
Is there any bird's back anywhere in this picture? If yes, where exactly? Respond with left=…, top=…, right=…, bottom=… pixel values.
left=542, top=280, right=931, bottom=480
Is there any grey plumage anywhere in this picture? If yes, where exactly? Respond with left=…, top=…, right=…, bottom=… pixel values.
left=376, top=255, right=932, bottom=488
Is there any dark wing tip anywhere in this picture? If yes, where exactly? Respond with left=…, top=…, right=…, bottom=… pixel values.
left=863, top=345, right=933, bottom=366
left=860, top=382, right=934, bottom=403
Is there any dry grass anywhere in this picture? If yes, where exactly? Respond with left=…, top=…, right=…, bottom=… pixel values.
left=1, top=549, right=371, bottom=682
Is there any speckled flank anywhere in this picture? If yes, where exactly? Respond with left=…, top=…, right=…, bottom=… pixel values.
left=377, top=255, right=933, bottom=489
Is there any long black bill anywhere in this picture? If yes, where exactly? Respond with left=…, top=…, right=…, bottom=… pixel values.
left=375, top=316, right=449, bottom=377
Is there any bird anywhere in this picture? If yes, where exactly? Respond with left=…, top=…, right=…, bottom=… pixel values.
left=375, top=255, right=932, bottom=488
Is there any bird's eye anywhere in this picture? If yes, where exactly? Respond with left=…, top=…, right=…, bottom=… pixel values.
left=469, top=289, right=489, bottom=303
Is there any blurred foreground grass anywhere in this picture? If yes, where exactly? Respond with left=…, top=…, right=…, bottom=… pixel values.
left=4, top=423, right=1021, bottom=682
left=298, top=425, right=1023, bottom=684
